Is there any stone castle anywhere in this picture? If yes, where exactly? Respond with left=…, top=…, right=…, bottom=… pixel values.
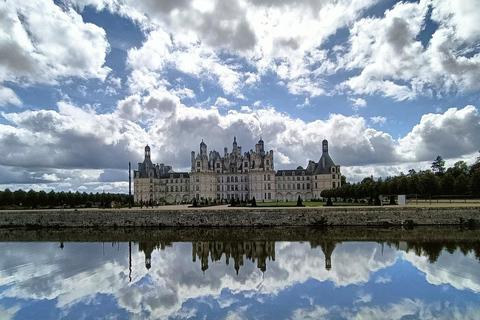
left=133, top=138, right=341, bottom=203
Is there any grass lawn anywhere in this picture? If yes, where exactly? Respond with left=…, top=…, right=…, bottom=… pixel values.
left=255, top=201, right=326, bottom=207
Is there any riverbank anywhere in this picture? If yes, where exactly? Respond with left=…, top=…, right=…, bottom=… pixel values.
left=0, top=204, right=479, bottom=227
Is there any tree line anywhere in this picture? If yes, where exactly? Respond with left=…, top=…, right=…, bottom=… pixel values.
left=0, top=189, right=134, bottom=209
left=321, top=155, right=480, bottom=205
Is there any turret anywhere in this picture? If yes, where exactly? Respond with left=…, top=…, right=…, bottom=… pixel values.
left=200, top=139, right=207, bottom=156
left=258, top=138, right=265, bottom=155
left=144, top=145, right=151, bottom=160
left=191, top=151, right=195, bottom=170
left=322, top=139, right=328, bottom=154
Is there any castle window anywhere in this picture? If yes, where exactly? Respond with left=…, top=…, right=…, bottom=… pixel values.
left=266, top=160, right=269, bottom=165
left=292, top=172, right=295, bottom=176
left=180, top=174, right=183, bottom=178
left=302, top=171, right=305, bottom=175
left=235, top=176, right=238, bottom=183
left=333, top=182, right=336, bottom=188
left=307, top=183, right=310, bottom=189
left=197, top=162, right=200, bottom=167
left=332, top=168, right=335, bottom=173
left=282, top=172, right=285, bottom=176
left=332, top=174, right=335, bottom=179
left=216, top=163, right=220, bottom=168
left=297, top=183, right=300, bottom=189
left=227, top=177, right=230, bottom=183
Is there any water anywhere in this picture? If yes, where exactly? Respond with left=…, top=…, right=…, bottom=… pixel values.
left=0, top=227, right=479, bottom=319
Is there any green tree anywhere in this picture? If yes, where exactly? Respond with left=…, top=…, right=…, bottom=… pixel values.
left=25, top=189, right=38, bottom=209
left=47, top=190, right=57, bottom=207
left=454, top=174, right=469, bottom=195
left=470, top=170, right=480, bottom=196
left=13, top=190, right=26, bottom=206
left=296, top=195, right=303, bottom=206
left=0, top=188, right=13, bottom=206
left=440, top=173, right=455, bottom=195
left=431, top=155, right=445, bottom=175
left=419, top=171, right=439, bottom=197
left=38, top=190, right=48, bottom=207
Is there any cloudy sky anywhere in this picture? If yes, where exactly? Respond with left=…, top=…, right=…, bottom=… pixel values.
left=1, top=0, right=479, bottom=193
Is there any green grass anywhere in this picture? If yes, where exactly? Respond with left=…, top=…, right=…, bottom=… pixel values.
left=255, top=201, right=326, bottom=207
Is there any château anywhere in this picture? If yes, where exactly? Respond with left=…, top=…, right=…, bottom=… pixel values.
left=134, top=138, right=341, bottom=203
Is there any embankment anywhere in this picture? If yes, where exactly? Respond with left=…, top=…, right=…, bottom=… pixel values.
left=0, top=206, right=479, bottom=228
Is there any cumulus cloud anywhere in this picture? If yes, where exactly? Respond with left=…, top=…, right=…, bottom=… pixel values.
left=0, top=86, right=21, bottom=106
left=398, top=105, right=480, bottom=161
left=349, top=97, right=367, bottom=111
left=0, top=101, right=146, bottom=170
left=2, top=89, right=480, bottom=189
left=0, top=0, right=110, bottom=85
left=338, top=0, right=480, bottom=99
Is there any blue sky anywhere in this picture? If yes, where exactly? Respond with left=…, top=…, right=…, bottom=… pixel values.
left=0, top=0, right=479, bottom=193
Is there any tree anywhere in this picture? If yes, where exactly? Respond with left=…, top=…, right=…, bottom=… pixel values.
left=419, top=171, right=439, bottom=197
left=440, top=173, right=455, bottom=195
left=454, top=174, right=469, bottom=195
left=470, top=170, right=480, bottom=196
left=0, top=188, right=13, bottom=206
left=251, top=196, right=257, bottom=207
left=38, top=190, right=48, bottom=207
left=321, top=189, right=333, bottom=206
left=13, top=190, right=26, bottom=206
left=296, top=196, right=303, bottom=206
left=431, top=155, right=445, bottom=175
left=25, top=189, right=38, bottom=209
left=47, top=190, right=57, bottom=207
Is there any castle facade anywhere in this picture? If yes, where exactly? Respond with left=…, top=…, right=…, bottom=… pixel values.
left=133, top=138, right=341, bottom=204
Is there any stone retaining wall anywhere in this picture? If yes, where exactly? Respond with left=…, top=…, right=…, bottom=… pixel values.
left=0, top=206, right=479, bottom=228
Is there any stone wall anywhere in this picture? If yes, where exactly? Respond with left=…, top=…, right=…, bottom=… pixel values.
left=0, top=206, right=479, bottom=228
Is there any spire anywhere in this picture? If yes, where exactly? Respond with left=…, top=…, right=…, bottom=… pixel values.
left=322, top=139, right=328, bottom=154
left=144, top=145, right=151, bottom=159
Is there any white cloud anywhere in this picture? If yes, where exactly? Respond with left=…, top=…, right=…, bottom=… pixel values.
left=370, top=116, right=387, bottom=125
left=375, top=275, right=392, bottom=284
left=215, top=97, right=235, bottom=108
left=403, top=249, right=480, bottom=293
left=338, top=0, right=480, bottom=99
left=398, top=105, right=480, bottom=161
left=0, top=86, right=21, bottom=106
left=0, top=0, right=110, bottom=85
left=349, top=97, right=367, bottom=111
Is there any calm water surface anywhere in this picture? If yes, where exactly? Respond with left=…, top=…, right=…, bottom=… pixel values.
left=0, top=227, right=479, bottom=319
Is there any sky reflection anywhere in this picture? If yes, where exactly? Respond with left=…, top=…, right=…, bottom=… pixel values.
left=0, top=235, right=479, bottom=319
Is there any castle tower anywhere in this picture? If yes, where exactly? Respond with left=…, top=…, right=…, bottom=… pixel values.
left=258, top=137, right=265, bottom=155
left=320, top=242, right=336, bottom=271
left=144, top=145, right=151, bottom=160
left=200, top=140, right=207, bottom=156
left=322, top=139, right=328, bottom=154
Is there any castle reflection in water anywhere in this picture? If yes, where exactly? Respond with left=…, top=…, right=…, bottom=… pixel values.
left=136, top=240, right=336, bottom=273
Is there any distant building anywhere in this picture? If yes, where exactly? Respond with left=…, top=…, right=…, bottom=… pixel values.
left=133, top=138, right=341, bottom=203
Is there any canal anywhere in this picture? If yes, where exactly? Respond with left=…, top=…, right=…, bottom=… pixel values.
left=0, top=226, right=479, bottom=319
